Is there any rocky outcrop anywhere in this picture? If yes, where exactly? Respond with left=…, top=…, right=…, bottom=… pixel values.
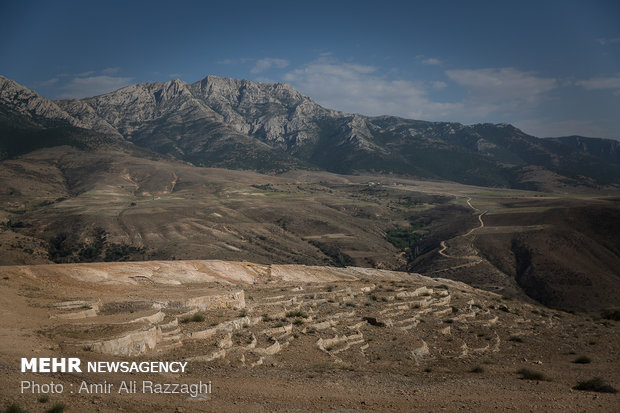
left=0, top=76, right=85, bottom=127
left=86, top=326, right=161, bottom=356
left=155, top=291, right=246, bottom=311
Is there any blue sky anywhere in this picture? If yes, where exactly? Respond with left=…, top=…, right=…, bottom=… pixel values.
left=1, top=0, right=619, bottom=138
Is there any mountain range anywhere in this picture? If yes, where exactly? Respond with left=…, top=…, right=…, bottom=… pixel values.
left=2, top=74, right=619, bottom=191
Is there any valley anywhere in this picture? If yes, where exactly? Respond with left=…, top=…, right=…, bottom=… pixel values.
left=1, top=143, right=618, bottom=314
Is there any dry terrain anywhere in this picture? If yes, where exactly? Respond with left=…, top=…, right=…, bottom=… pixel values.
left=1, top=145, right=619, bottom=313
left=0, top=260, right=618, bottom=412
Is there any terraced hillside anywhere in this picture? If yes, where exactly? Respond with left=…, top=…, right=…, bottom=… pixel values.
left=1, top=261, right=617, bottom=412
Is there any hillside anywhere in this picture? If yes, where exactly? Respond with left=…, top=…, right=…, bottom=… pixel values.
left=0, top=260, right=617, bottom=412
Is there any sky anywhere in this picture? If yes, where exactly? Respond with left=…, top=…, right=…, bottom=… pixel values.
left=1, top=0, right=619, bottom=139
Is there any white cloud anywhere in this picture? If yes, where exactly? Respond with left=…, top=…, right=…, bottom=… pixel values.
left=217, top=57, right=254, bottom=65
left=445, top=68, right=558, bottom=108
left=597, top=37, right=620, bottom=45
left=282, top=60, right=563, bottom=125
left=250, top=58, right=290, bottom=74
left=576, top=75, right=620, bottom=92
left=283, top=60, right=462, bottom=120
left=422, top=58, right=442, bottom=65
left=38, top=77, right=59, bottom=87
left=75, top=70, right=96, bottom=77
left=101, top=67, right=121, bottom=75
left=57, top=75, right=133, bottom=99
left=431, top=80, right=447, bottom=90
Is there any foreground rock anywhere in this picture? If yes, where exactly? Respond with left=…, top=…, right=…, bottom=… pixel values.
left=0, top=260, right=617, bottom=412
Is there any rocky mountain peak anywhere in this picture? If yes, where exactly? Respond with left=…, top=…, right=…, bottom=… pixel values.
left=192, top=75, right=306, bottom=107
left=59, top=78, right=209, bottom=136
left=0, top=75, right=84, bottom=128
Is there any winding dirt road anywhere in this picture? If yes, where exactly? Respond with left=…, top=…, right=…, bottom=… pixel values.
left=435, top=197, right=487, bottom=271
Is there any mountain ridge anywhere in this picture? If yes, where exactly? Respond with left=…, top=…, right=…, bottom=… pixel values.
left=2, top=74, right=619, bottom=190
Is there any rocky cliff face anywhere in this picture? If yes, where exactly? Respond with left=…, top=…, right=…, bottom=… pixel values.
left=55, top=75, right=381, bottom=158
left=0, top=76, right=84, bottom=128
left=58, top=78, right=212, bottom=136
left=190, top=76, right=335, bottom=153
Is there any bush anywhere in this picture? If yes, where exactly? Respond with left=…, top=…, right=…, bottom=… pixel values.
left=508, top=336, right=524, bottom=343
left=573, top=378, right=617, bottom=393
left=188, top=313, right=204, bottom=322
left=470, top=365, right=484, bottom=373
left=285, top=310, right=308, bottom=318
left=385, top=226, right=421, bottom=249
left=517, top=368, right=548, bottom=381
left=601, top=310, right=620, bottom=321
left=46, top=403, right=66, bottom=413
left=573, top=356, right=591, bottom=364
left=5, top=404, right=27, bottom=413
left=191, top=313, right=205, bottom=322
left=38, top=394, right=50, bottom=403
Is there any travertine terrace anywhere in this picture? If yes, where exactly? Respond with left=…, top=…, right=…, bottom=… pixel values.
left=1, top=260, right=617, bottom=412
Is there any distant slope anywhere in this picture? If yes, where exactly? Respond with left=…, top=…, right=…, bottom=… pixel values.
left=547, top=135, right=620, bottom=165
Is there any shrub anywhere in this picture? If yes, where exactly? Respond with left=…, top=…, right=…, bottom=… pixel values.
left=470, top=366, right=484, bottom=373
left=190, top=313, right=205, bottom=322
left=573, top=378, right=617, bottom=393
left=573, top=356, right=591, bottom=364
left=286, top=310, right=308, bottom=318
left=601, top=310, right=620, bottom=321
left=517, top=368, right=547, bottom=381
left=5, top=404, right=27, bottom=413
left=508, top=336, right=524, bottom=343
left=46, top=403, right=66, bottom=413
